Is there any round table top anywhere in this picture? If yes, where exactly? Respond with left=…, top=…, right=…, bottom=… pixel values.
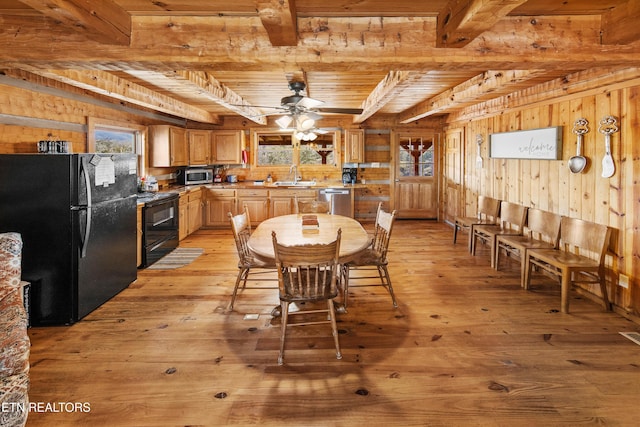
left=248, top=214, right=370, bottom=262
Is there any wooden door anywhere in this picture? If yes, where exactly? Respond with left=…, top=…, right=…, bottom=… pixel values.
left=442, top=128, right=464, bottom=225
left=392, top=130, right=438, bottom=219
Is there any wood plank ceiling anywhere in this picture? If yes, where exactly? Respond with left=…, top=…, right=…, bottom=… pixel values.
left=0, top=0, right=639, bottom=126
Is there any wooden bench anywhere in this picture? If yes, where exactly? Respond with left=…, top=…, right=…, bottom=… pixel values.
left=523, top=217, right=612, bottom=314
left=471, top=201, right=528, bottom=268
left=495, top=208, right=562, bottom=288
left=453, top=196, right=500, bottom=252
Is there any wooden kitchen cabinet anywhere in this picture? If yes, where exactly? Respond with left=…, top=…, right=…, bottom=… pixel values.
left=149, top=125, right=188, bottom=167
left=179, top=188, right=204, bottom=240
left=204, top=188, right=236, bottom=227
left=178, top=194, right=188, bottom=240
left=187, top=188, right=203, bottom=234
left=344, top=129, right=365, bottom=163
left=188, top=130, right=211, bottom=165
left=269, top=189, right=316, bottom=217
left=211, top=130, right=244, bottom=164
left=237, top=189, right=269, bottom=224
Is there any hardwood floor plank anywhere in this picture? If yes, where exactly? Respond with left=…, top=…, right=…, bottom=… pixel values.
left=25, top=221, right=640, bottom=426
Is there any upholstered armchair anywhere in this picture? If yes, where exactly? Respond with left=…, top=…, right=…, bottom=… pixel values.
left=0, top=232, right=29, bottom=427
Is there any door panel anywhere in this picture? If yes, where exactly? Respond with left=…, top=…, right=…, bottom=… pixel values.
left=443, top=128, right=464, bottom=225
left=392, top=130, right=438, bottom=219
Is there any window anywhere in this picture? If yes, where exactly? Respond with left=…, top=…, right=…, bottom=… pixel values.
left=398, top=136, right=434, bottom=177
left=252, top=129, right=341, bottom=170
left=95, top=129, right=136, bottom=153
left=87, top=118, right=146, bottom=174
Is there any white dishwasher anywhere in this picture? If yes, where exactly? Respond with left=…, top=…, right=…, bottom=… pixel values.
left=318, top=188, right=353, bottom=217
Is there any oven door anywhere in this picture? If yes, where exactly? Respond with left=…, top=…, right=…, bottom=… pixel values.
left=142, top=196, right=179, bottom=267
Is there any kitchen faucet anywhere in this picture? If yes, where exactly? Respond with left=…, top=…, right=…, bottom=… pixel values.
left=289, top=164, right=299, bottom=184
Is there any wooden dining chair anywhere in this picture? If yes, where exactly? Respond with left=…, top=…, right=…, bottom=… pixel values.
left=524, top=217, right=612, bottom=314
left=272, top=229, right=343, bottom=365
left=453, top=196, right=501, bottom=252
left=494, top=208, right=562, bottom=288
left=227, top=206, right=277, bottom=311
left=295, top=196, right=331, bottom=214
left=342, top=205, right=397, bottom=309
left=471, top=201, right=528, bottom=268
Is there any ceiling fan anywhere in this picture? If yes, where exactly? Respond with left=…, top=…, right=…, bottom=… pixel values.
left=258, top=81, right=364, bottom=137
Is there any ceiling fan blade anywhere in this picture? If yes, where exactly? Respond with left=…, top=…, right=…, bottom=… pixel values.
left=317, top=107, right=364, bottom=114
left=297, top=96, right=324, bottom=109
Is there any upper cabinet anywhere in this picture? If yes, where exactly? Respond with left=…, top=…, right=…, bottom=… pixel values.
left=188, top=130, right=211, bottom=165
left=149, top=125, right=188, bottom=167
left=211, top=130, right=244, bottom=164
left=344, top=129, right=365, bottom=163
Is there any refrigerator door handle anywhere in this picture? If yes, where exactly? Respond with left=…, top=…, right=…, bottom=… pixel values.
left=79, top=157, right=93, bottom=258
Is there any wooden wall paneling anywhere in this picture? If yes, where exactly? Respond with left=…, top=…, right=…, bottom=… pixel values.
left=0, top=126, right=84, bottom=153
left=623, top=86, right=640, bottom=315
left=551, top=101, right=570, bottom=215
left=594, top=91, right=621, bottom=226
left=521, top=107, right=538, bottom=208
left=482, top=118, right=495, bottom=199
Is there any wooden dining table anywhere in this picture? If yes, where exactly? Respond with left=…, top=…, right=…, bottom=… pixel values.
left=248, top=213, right=371, bottom=264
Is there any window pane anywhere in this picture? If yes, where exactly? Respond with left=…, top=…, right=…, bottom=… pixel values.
left=257, top=134, right=293, bottom=166
left=398, top=137, right=434, bottom=177
left=95, top=129, right=136, bottom=153
left=300, top=137, right=334, bottom=165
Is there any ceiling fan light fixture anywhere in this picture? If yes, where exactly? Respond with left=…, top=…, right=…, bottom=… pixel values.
left=297, top=114, right=316, bottom=131
left=276, top=115, right=293, bottom=129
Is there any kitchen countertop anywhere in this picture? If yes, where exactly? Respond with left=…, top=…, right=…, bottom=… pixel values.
left=166, top=182, right=364, bottom=194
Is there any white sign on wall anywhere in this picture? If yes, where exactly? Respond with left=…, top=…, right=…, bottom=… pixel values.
left=489, top=126, right=563, bottom=160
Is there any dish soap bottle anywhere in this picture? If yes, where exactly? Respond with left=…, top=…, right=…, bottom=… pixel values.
left=266, top=173, right=272, bottom=183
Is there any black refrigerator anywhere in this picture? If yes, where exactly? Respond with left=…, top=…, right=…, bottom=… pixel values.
left=0, top=153, right=138, bottom=326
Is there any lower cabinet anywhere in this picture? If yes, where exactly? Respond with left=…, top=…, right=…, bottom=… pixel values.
left=179, top=195, right=188, bottom=240
left=237, top=189, right=269, bottom=224
left=179, top=188, right=204, bottom=240
left=269, top=189, right=316, bottom=217
left=204, top=188, right=236, bottom=227
left=187, top=188, right=203, bottom=234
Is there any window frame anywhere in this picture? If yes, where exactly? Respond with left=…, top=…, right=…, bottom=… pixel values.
left=87, top=117, right=146, bottom=174
left=250, top=128, right=342, bottom=172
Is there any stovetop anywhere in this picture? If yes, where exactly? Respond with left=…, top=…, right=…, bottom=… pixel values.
left=137, top=191, right=179, bottom=205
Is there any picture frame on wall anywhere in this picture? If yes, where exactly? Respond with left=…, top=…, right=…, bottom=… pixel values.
left=489, top=126, right=563, bottom=160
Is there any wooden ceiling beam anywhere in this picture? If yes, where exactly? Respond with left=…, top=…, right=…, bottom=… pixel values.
left=398, top=69, right=548, bottom=123
left=0, top=16, right=637, bottom=71
left=17, top=0, right=131, bottom=46
left=353, top=71, right=420, bottom=124
left=127, top=70, right=267, bottom=125
left=600, top=0, right=640, bottom=45
left=436, top=0, right=527, bottom=48
left=257, top=0, right=298, bottom=47
left=8, top=68, right=218, bottom=124
left=449, top=67, right=640, bottom=122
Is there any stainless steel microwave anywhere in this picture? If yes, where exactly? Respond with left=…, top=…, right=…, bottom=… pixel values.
left=177, top=168, right=213, bottom=185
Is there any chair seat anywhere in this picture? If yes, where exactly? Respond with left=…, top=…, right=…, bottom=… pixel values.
left=347, top=248, right=385, bottom=267
left=238, top=256, right=276, bottom=270
left=497, top=235, right=556, bottom=251
left=455, top=216, right=495, bottom=227
left=527, top=248, right=601, bottom=269
left=473, top=224, right=521, bottom=236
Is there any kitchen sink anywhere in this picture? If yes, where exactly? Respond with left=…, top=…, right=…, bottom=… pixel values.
left=273, top=181, right=316, bottom=187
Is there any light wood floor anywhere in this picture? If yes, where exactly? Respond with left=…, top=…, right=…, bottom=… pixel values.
left=26, top=221, right=640, bottom=426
